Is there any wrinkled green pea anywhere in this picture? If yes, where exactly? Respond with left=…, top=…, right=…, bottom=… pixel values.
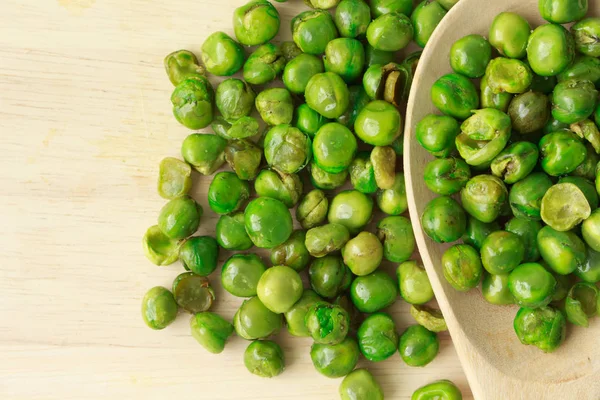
left=311, top=337, right=359, bottom=378
left=431, top=73, right=479, bottom=120
left=306, top=73, right=350, bottom=119
left=491, top=141, right=539, bottom=184
left=283, top=53, right=324, bottom=94
left=233, top=0, right=280, bottom=46
left=181, top=133, right=227, bottom=175
left=221, top=254, right=266, bottom=297
left=416, top=114, right=460, bottom=158
left=350, top=152, right=377, bottom=194
left=141, top=286, right=178, bottom=330
left=158, top=195, right=202, bottom=240
left=324, top=38, right=365, bottom=83
left=334, top=0, right=371, bottom=38
left=309, top=255, right=352, bottom=298
left=256, top=88, right=294, bottom=126
left=480, top=231, right=525, bottom=275
left=397, top=261, right=434, bottom=305
left=244, top=340, right=285, bottom=378
left=224, top=139, right=262, bottom=180
left=201, top=32, right=245, bottom=76
left=461, top=175, right=508, bottom=223
left=215, top=79, right=255, bottom=121
left=527, top=24, right=575, bottom=77
left=296, top=189, right=329, bottom=229
left=157, top=157, right=192, bottom=200
left=292, top=10, right=339, bottom=55
left=398, top=325, right=439, bottom=367
left=357, top=313, right=398, bottom=362
left=310, top=161, right=349, bottom=190
left=179, top=236, right=219, bottom=276
left=489, top=12, right=531, bottom=59
left=254, top=170, right=302, bottom=208
left=342, top=232, right=383, bottom=276
left=142, top=225, right=181, bottom=266
left=424, top=157, right=471, bottom=195
left=367, top=12, right=413, bottom=52
left=411, top=0, right=447, bottom=48
left=245, top=197, right=293, bottom=249
left=350, top=271, right=398, bottom=313
left=305, top=223, right=351, bottom=257
left=441, top=244, right=483, bottom=291
left=263, top=125, right=312, bottom=174
left=565, top=282, right=598, bottom=327
left=539, top=131, right=587, bottom=176
left=329, top=190, right=373, bottom=234
left=306, top=302, right=350, bottom=345
left=164, top=50, right=205, bottom=86
left=377, top=215, right=415, bottom=263
left=450, top=34, right=492, bottom=78
left=552, top=79, right=597, bottom=124
left=571, top=119, right=600, bottom=154
left=285, top=290, right=323, bottom=336
left=410, top=305, right=447, bottom=333
left=421, top=196, right=466, bottom=243
left=513, top=306, right=566, bottom=352
left=270, top=230, right=310, bottom=272
left=172, top=272, right=215, bottom=313
left=572, top=18, right=600, bottom=57
left=171, top=77, right=214, bottom=129
left=243, top=43, right=286, bottom=85
left=480, top=74, right=513, bottom=112
left=190, top=312, right=234, bottom=354
left=377, top=172, right=408, bottom=215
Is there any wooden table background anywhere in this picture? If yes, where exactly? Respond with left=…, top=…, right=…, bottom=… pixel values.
left=0, top=0, right=473, bottom=398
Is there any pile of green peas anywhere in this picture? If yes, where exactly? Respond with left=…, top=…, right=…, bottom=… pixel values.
left=419, top=0, right=600, bottom=354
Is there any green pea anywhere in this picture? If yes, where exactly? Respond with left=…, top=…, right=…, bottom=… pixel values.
left=505, top=217, right=542, bottom=262
left=462, top=216, right=500, bottom=250
left=355, top=100, right=402, bottom=146
left=142, top=225, right=181, bottom=266
left=234, top=296, right=283, bottom=340
left=509, top=262, right=556, bottom=309
left=283, top=53, right=324, bottom=94
left=349, top=152, right=377, bottom=194
left=215, top=79, right=255, bottom=121
left=292, top=10, right=339, bottom=55
left=538, top=226, right=586, bottom=275
left=243, top=43, right=286, bottom=85
left=576, top=248, right=600, bottom=283
left=415, top=114, right=460, bottom=157
left=430, top=73, right=479, bottom=120
left=411, top=0, right=447, bottom=48
left=572, top=17, right=600, bottom=57
left=224, top=139, right=263, bottom=180
left=164, top=50, right=205, bottom=86
left=350, top=271, right=398, bottom=313
left=558, top=176, right=599, bottom=211
left=424, top=158, right=471, bottom=195
left=509, top=172, right=553, bottom=220
left=421, top=196, right=467, bottom=243
left=485, top=57, right=533, bottom=95
left=324, top=38, right=365, bottom=83
left=398, top=325, right=439, bottom=367
left=306, top=302, right=350, bottom=345
left=190, top=312, right=234, bottom=354
left=157, top=157, right=192, bottom=200
left=491, top=141, right=539, bottom=185
left=181, top=133, right=227, bottom=175
left=221, top=254, right=266, bottom=297
left=311, top=337, right=360, bottom=378
left=233, top=0, right=280, bottom=46
left=171, top=77, right=214, bottom=130
left=377, top=172, right=408, bottom=215
left=552, top=79, right=597, bottom=124
left=558, top=56, right=600, bottom=88
left=313, top=123, right=357, bottom=173
left=480, top=74, right=513, bottom=112
left=305, top=223, right=351, bottom=257
left=397, top=261, right=434, bottom=305
left=270, top=230, right=310, bottom=272
left=305, top=73, right=350, bottom=119
left=296, top=189, right=329, bottom=229
left=410, top=305, right=448, bottom=333
left=263, top=125, right=312, bottom=174
left=244, top=197, right=293, bottom=249
left=442, top=244, right=483, bottom=292
left=328, top=190, right=373, bottom=234
left=254, top=170, right=302, bottom=208
left=284, top=290, right=323, bottom=337
left=141, top=286, right=178, bottom=330
left=256, top=88, right=294, bottom=126
left=158, top=195, right=202, bottom=240
left=357, top=313, right=398, bottom=362
left=513, top=306, right=566, bottom=353
left=377, top=215, right=415, bottom=263
left=450, top=34, right=492, bottom=78
left=281, top=41, right=302, bottom=61
left=309, top=255, right=352, bottom=298
left=172, top=272, right=215, bottom=313
left=508, top=92, right=551, bottom=134
left=482, top=273, right=515, bottom=305
left=565, top=282, right=598, bottom=327
left=480, top=231, right=525, bottom=275
left=257, top=265, right=303, bottom=314
left=527, top=24, right=575, bottom=77
left=411, top=380, right=463, bottom=400
left=539, top=0, right=588, bottom=24
left=244, top=340, right=285, bottom=378
left=342, top=232, right=383, bottom=276
left=201, top=32, right=245, bottom=76
left=309, top=161, right=349, bottom=190
left=539, top=131, right=587, bottom=176
left=339, top=369, right=384, bottom=400
left=461, top=175, right=508, bottom=223
left=179, top=236, right=219, bottom=276
left=215, top=212, right=253, bottom=251
left=367, top=12, right=413, bottom=52
left=489, top=12, right=531, bottom=59
left=334, top=0, right=371, bottom=38
left=582, top=209, right=600, bottom=252
left=571, top=119, right=600, bottom=154
left=294, top=104, right=330, bottom=138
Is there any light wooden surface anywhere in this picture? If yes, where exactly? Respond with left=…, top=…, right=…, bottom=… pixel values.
left=0, top=0, right=474, bottom=399
left=405, top=1, right=600, bottom=399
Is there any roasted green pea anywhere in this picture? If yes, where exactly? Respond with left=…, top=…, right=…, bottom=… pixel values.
left=294, top=104, right=329, bottom=138
left=480, top=74, right=513, bottom=112
left=461, top=175, right=508, bottom=223
left=270, top=230, right=310, bottom=272
left=157, top=157, right=192, bottom=200
left=214, top=79, right=255, bottom=121
left=421, top=196, right=467, bottom=243
left=158, top=195, right=202, bottom=240
left=509, top=172, right=553, bottom=220
left=234, top=296, right=283, bottom=340
left=285, top=290, right=323, bottom=336
left=357, top=313, right=398, bottom=362
left=243, top=43, right=286, bottom=85
left=442, top=244, right=483, bottom=291
left=339, top=369, right=384, bottom=400
left=508, top=92, right=550, bottom=134
left=489, top=12, right=531, bottom=59
left=572, top=18, right=600, bottom=57
left=256, top=88, right=294, bottom=126
left=480, top=231, right=525, bottom=275
left=342, top=232, right=383, bottom=276
left=362, top=64, right=384, bottom=99
left=538, top=226, right=587, bottom=275
left=350, top=271, right=398, bottom=313
left=541, top=182, right=590, bottom=231
left=309, top=255, right=352, bottom=298
left=411, top=0, right=447, bottom=48
left=559, top=176, right=599, bottom=211
left=181, top=133, right=227, bottom=175
left=164, top=50, right=205, bottom=86
left=462, top=217, right=500, bottom=250
left=306, top=302, right=350, bottom=345
left=450, top=34, right=492, bottom=78
left=310, top=161, right=349, bottom=190
left=324, top=38, right=365, bottom=83
left=214, top=213, right=252, bottom=251
left=296, top=189, right=329, bottom=229
left=263, top=125, right=312, bottom=174
left=411, top=380, right=463, bottom=400
left=283, top=54, right=324, bottom=94
left=179, top=236, right=219, bottom=276
left=306, top=73, right=350, bottom=119
left=377, top=215, right=415, bottom=263
left=142, top=225, right=181, bottom=266
left=539, top=131, right=587, bottom=176
left=552, top=79, right=598, bottom=124
left=371, top=146, right=396, bottom=189
left=424, top=158, right=471, bottom=195
left=305, top=223, right=351, bottom=257
left=201, top=32, right=245, bottom=76
left=350, top=152, right=377, bottom=194
left=311, top=337, right=360, bottom=378
left=485, top=57, right=533, bottom=95
left=482, top=273, right=514, bottom=305
left=292, top=10, right=339, bottom=55
left=233, top=0, right=280, bottom=46
left=254, top=170, right=302, bottom=208
left=491, top=142, right=539, bottom=184
left=329, top=190, right=373, bottom=234
left=513, top=306, right=566, bottom=352
left=244, top=197, right=293, bottom=249
left=257, top=265, right=303, bottom=314
left=171, top=77, right=214, bottom=129
left=221, top=254, right=266, bottom=297
left=565, top=282, right=598, bottom=327
left=397, top=261, right=434, bottom=305
left=558, top=56, right=600, bottom=88
left=141, top=286, right=178, bottom=330
left=367, top=12, right=413, bottom=51
left=190, top=312, right=234, bottom=354
left=410, top=305, right=448, bottom=333
left=313, top=123, right=357, bottom=173
left=208, top=172, right=250, bottom=215
left=377, top=172, right=408, bottom=215
left=355, top=100, right=403, bottom=146
left=431, top=73, right=479, bottom=120
left=244, top=340, right=285, bottom=378
left=224, top=139, right=262, bottom=180
left=527, top=24, right=575, bottom=77
left=539, top=0, right=588, bottom=24
left=334, top=0, right=371, bottom=38
left=416, top=114, right=460, bottom=157
left=398, top=325, right=439, bottom=367
left=583, top=209, right=600, bottom=252
left=172, top=272, right=215, bottom=313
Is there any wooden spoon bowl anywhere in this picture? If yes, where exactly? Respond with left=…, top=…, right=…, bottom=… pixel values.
left=404, top=0, right=600, bottom=399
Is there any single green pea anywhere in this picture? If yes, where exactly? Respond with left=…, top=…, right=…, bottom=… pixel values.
left=480, top=74, right=514, bottom=112
left=482, top=273, right=514, bottom=305
left=221, top=254, right=266, bottom=297
left=142, top=225, right=181, bottom=266
left=164, top=50, right=205, bottom=86
left=254, top=170, right=302, bottom=208
left=508, top=172, right=553, bottom=220
left=527, top=24, right=575, bottom=77
left=158, top=195, right=202, bottom=240
left=243, top=43, right=287, bottom=85
left=572, top=119, right=600, bottom=154
left=337, top=85, right=371, bottom=128
left=424, top=158, right=471, bottom=195
left=377, top=215, right=415, bottom=263
left=491, top=141, right=539, bottom=184
left=311, top=337, right=359, bottom=378
left=572, top=18, right=600, bottom=57
left=215, top=212, right=253, bottom=251
left=514, top=306, right=566, bottom=353
left=294, top=104, right=330, bottom=138
left=244, top=340, right=285, bottom=378
left=362, top=64, right=384, bottom=99
left=312, top=123, right=357, bottom=173
left=349, top=152, right=377, bottom=194
left=305, top=73, right=350, bottom=119
left=305, top=223, right=351, bottom=257
left=411, top=0, right=447, bottom=48
left=397, top=261, right=434, bottom=305
left=233, top=0, right=280, bottom=46
left=328, top=190, right=373, bottom=234
left=430, top=73, right=479, bottom=120
left=576, top=248, right=600, bottom=283
left=462, top=216, right=500, bottom=250
left=485, top=57, right=533, bottom=95
left=141, top=286, right=178, bottom=330
left=309, top=161, right=349, bottom=190
left=565, top=282, right=598, bottom=327
left=157, top=157, right=192, bottom=200
left=285, top=290, right=323, bottom=336
left=208, top=172, right=250, bottom=215
left=334, top=0, right=371, bottom=38
left=505, top=217, right=542, bottom=262
left=255, top=88, right=294, bottom=126
left=244, top=197, right=293, bottom=249
left=411, top=380, right=463, bottom=400
left=270, top=230, right=310, bottom=272
left=461, top=175, right=508, bottom=223
left=398, top=325, right=439, bottom=367
left=324, top=38, right=365, bottom=83
left=215, top=79, right=255, bottom=121
left=508, top=92, right=551, bottom=134
left=441, top=244, right=483, bottom=292
left=365, top=45, right=396, bottom=68
left=357, top=313, right=398, bottom=362
left=222, top=116, right=260, bottom=140
left=377, top=58, right=417, bottom=106
left=283, top=54, right=324, bottom=94
left=342, top=232, right=383, bottom=276
left=171, top=77, right=214, bottom=130
left=552, top=79, right=598, bottom=124
left=415, top=114, right=460, bottom=157
left=377, top=172, right=408, bottom=216
left=257, top=265, right=303, bottom=314
left=292, top=10, right=339, bottom=55
left=190, top=312, right=234, bottom=354
left=224, top=139, right=263, bottom=180
left=181, top=133, right=227, bottom=175
left=309, top=255, right=352, bottom=298
left=410, top=305, right=447, bottom=333
left=306, top=302, right=350, bottom=345
left=489, top=12, right=531, bottom=59
left=296, top=189, right=329, bottom=229
left=355, top=100, right=402, bottom=146
left=421, top=196, right=467, bottom=243
left=582, top=209, right=600, bottom=252
left=480, top=231, right=525, bottom=275
left=558, top=56, right=600, bottom=88
left=367, top=12, right=413, bottom=52
left=339, top=369, right=384, bottom=400
left=539, top=0, right=588, bottom=24
left=371, top=146, right=396, bottom=190
left=179, top=236, right=219, bottom=276
left=172, top=272, right=215, bottom=313
left=450, top=34, right=492, bottom=78
left=350, top=271, right=398, bottom=313
left=201, top=32, right=245, bottom=76
left=234, top=296, right=283, bottom=340
left=538, top=226, right=587, bottom=275
left=539, top=131, right=587, bottom=176
left=263, top=125, right=312, bottom=174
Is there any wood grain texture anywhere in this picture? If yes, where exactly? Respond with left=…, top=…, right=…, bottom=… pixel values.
left=404, top=0, right=600, bottom=399
left=0, top=0, right=473, bottom=399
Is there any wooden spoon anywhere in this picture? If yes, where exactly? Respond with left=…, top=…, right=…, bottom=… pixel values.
left=404, top=1, right=600, bottom=399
